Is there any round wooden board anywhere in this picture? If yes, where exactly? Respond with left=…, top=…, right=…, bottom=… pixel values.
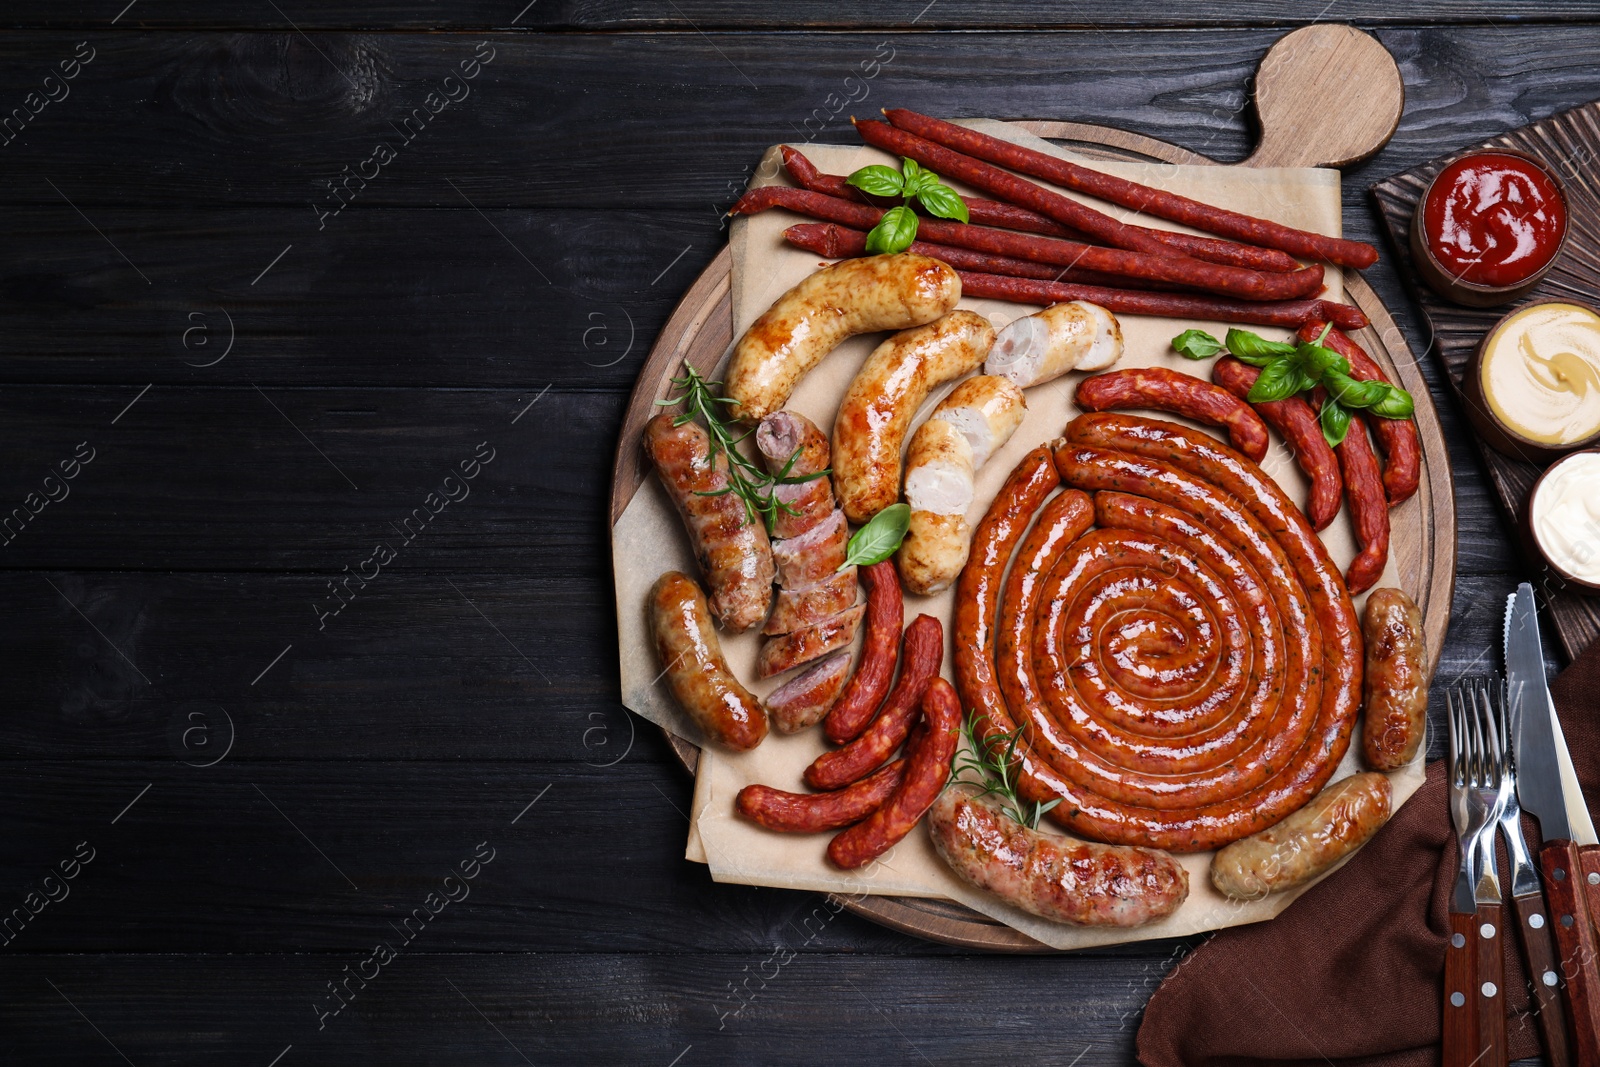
left=609, top=28, right=1454, bottom=952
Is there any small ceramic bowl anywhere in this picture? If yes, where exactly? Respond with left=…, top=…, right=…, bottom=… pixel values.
left=1461, top=297, right=1600, bottom=465
left=1520, top=448, right=1600, bottom=597
left=1409, top=148, right=1569, bottom=308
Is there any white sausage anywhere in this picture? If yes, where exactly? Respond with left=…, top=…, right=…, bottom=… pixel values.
left=986, top=301, right=1122, bottom=389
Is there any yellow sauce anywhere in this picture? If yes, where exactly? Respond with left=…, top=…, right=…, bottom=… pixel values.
left=1481, top=302, right=1600, bottom=446
left=1532, top=451, right=1600, bottom=584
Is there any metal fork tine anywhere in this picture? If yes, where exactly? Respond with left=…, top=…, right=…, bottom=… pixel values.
left=1447, top=687, right=1461, bottom=777
left=1468, top=685, right=1488, bottom=786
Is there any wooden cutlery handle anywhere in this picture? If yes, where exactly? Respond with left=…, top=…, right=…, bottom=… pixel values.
left=1540, top=839, right=1600, bottom=1063
left=1445, top=910, right=1480, bottom=1067
left=1475, top=901, right=1508, bottom=1067
left=1512, top=889, right=1573, bottom=1067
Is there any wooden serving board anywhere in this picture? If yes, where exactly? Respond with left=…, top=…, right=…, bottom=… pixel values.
left=611, top=25, right=1454, bottom=951
left=1372, top=102, right=1600, bottom=662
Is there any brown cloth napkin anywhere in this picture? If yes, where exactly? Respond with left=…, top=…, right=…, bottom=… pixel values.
left=1138, top=639, right=1600, bottom=1067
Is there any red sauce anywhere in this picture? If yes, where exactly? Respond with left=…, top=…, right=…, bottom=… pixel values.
left=1422, top=152, right=1566, bottom=288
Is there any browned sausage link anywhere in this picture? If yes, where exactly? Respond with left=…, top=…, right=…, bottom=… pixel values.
left=1209, top=772, right=1392, bottom=898
left=1298, top=322, right=1421, bottom=506
left=882, top=107, right=1380, bottom=270
left=824, top=561, right=904, bottom=744
left=1213, top=356, right=1343, bottom=531
left=643, top=413, right=775, bottom=633
left=735, top=183, right=1323, bottom=302
left=1321, top=398, right=1389, bottom=595
left=805, top=614, right=943, bottom=790
left=956, top=272, right=1369, bottom=331
left=778, top=146, right=1301, bottom=272
left=1360, top=588, right=1428, bottom=770
left=827, top=676, right=961, bottom=870
left=1075, top=367, right=1271, bottom=463
left=736, top=759, right=906, bottom=833
left=783, top=222, right=1181, bottom=292
left=649, top=571, right=768, bottom=751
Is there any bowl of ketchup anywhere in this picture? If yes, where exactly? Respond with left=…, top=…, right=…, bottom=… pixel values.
left=1410, top=149, right=1568, bottom=307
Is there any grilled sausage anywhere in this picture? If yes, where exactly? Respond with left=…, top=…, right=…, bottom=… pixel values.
left=1360, top=588, right=1428, bottom=770
left=643, top=413, right=774, bottom=632
left=1326, top=405, right=1389, bottom=595
left=929, top=789, right=1189, bottom=927
left=987, top=302, right=1123, bottom=389
left=824, top=561, right=904, bottom=745
left=763, top=567, right=860, bottom=636
left=771, top=509, right=849, bottom=590
left=648, top=571, right=767, bottom=751
left=833, top=310, right=994, bottom=524
left=756, top=604, right=864, bottom=680
left=725, top=254, right=960, bottom=423
left=1298, top=323, right=1421, bottom=506
left=1075, top=367, right=1271, bottom=463
left=1209, top=772, right=1391, bottom=899
left=736, top=759, right=905, bottom=834
left=1212, top=356, right=1343, bottom=532
left=755, top=411, right=836, bottom=540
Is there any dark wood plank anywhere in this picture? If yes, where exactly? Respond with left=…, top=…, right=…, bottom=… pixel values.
left=0, top=28, right=1597, bottom=210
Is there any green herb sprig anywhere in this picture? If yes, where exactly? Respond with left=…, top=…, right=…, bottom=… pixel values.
left=657, top=362, right=829, bottom=532
left=1171, top=324, right=1415, bottom=448
left=948, top=711, right=1061, bottom=830
left=846, top=157, right=970, bottom=255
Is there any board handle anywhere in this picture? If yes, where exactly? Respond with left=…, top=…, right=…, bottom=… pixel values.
left=1242, top=24, right=1403, bottom=169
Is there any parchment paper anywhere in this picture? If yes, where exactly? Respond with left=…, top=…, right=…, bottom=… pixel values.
left=611, top=120, right=1424, bottom=949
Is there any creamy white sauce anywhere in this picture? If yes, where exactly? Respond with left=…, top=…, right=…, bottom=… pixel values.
left=1532, top=450, right=1600, bottom=583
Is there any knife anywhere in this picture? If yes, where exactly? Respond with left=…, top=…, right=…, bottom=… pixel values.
left=1508, top=583, right=1600, bottom=1063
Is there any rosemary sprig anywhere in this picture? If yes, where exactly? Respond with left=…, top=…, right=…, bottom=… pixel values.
left=656, top=361, right=828, bottom=532
left=948, top=710, right=1061, bottom=830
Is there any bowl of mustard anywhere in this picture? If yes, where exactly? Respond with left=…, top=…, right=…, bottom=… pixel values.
left=1463, top=299, right=1600, bottom=464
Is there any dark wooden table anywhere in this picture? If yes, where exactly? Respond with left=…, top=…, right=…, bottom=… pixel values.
left=0, top=4, right=1589, bottom=1064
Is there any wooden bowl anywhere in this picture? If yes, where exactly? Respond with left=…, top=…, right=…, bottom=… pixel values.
left=1461, top=298, right=1600, bottom=465
left=1408, top=148, right=1569, bottom=307
left=1521, top=448, right=1600, bottom=596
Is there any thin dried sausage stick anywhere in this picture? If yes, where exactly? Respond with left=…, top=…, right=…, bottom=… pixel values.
left=736, top=759, right=906, bottom=833
left=1322, top=399, right=1389, bottom=595
left=778, top=145, right=1301, bottom=273
left=1298, top=322, right=1421, bottom=505
left=882, top=108, right=1380, bottom=270
left=805, top=614, right=943, bottom=790
left=823, top=561, right=904, bottom=745
left=734, top=186, right=1322, bottom=303
left=1075, top=367, right=1271, bottom=463
left=783, top=222, right=1180, bottom=292
left=956, top=272, right=1368, bottom=331
left=827, top=676, right=961, bottom=870
left=1212, top=356, right=1343, bottom=531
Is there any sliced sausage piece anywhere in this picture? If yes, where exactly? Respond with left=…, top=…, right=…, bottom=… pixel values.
left=756, top=604, right=865, bottom=680
left=643, top=413, right=774, bottom=633
left=648, top=571, right=767, bottom=751
left=756, top=411, right=836, bottom=540
left=763, top=566, right=861, bottom=636
left=1360, top=588, right=1428, bottom=770
left=987, top=302, right=1123, bottom=389
left=932, top=374, right=1029, bottom=467
left=833, top=311, right=994, bottom=524
left=764, top=650, right=853, bottom=734
left=928, top=789, right=1189, bottom=927
left=1209, top=772, right=1392, bottom=899
left=771, top=509, right=848, bottom=590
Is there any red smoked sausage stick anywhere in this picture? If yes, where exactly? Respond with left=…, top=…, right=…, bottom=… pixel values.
left=1212, top=356, right=1344, bottom=531
left=823, top=561, right=903, bottom=745
left=805, top=614, right=943, bottom=790
left=735, top=759, right=906, bottom=833
left=778, top=146, right=1301, bottom=273
left=784, top=222, right=1178, bottom=292
left=1317, top=395, right=1390, bottom=594
left=1075, top=367, right=1272, bottom=463
left=733, top=186, right=1323, bottom=302
left=882, top=108, right=1380, bottom=270
left=1297, top=322, right=1421, bottom=506
left=827, top=676, right=961, bottom=870
left=957, top=271, right=1367, bottom=331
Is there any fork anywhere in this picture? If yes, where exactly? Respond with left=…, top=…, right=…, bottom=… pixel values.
left=1466, top=684, right=1510, bottom=1067
left=1445, top=686, right=1505, bottom=1067
left=1484, top=679, right=1571, bottom=1066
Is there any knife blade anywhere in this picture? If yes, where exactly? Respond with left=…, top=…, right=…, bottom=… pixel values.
left=1508, top=583, right=1600, bottom=1064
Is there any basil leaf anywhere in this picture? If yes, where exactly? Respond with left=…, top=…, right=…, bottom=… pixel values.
left=1292, top=366, right=1323, bottom=395
left=1172, top=329, right=1224, bottom=360
left=1369, top=384, right=1416, bottom=420
left=902, top=158, right=941, bottom=197
left=864, top=205, right=920, bottom=254
left=1324, top=371, right=1388, bottom=410
left=840, top=503, right=912, bottom=570
left=1296, top=343, right=1343, bottom=378
left=915, top=182, right=970, bottom=223
left=1246, top=358, right=1300, bottom=403
left=846, top=164, right=906, bottom=199
left=1320, top=396, right=1352, bottom=448
left=1225, top=328, right=1297, bottom=367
